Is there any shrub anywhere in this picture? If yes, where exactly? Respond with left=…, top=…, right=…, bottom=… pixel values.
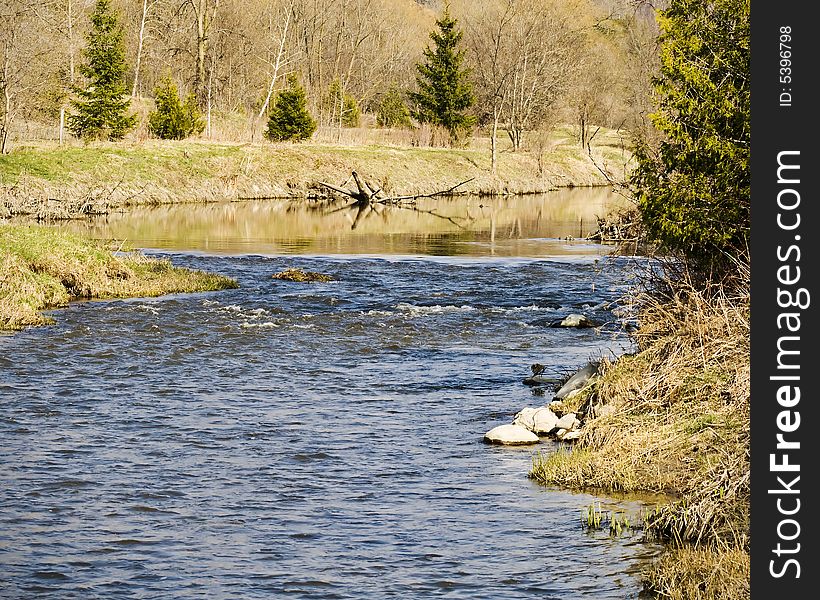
left=376, top=87, right=412, bottom=129
left=147, top=75, right=204, bottom=140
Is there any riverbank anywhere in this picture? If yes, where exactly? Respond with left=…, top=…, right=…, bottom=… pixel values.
left=530, top=273, right=750, bottom=598
left=0, top=224, right=238, bottom=330
left=0, top=127, right=631, bottom=220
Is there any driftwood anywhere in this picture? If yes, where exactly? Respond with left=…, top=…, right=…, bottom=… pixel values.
left=318, top=171, right=473, bottom=206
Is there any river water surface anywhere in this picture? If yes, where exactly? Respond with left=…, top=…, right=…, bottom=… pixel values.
left=1, top=190, right=662, bottom=599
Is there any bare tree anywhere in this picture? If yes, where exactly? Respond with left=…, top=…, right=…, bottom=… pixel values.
left=132, top=0, right=161, bottom=98
left=464, top=0, right=517, bottom=174
left=257, top=1, right=294, bottom=119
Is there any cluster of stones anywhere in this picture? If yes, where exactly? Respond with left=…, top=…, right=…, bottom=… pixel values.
left=483, top=404, right=582, bottom=446
left=483, top=357, right=601, bottom=446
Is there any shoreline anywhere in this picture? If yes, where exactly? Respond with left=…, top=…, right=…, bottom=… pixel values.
left=0, top=132, right=631, bottom=221
left=0, top=224, right=238, bottom=331
left=527, top=279, right=750, bottom=598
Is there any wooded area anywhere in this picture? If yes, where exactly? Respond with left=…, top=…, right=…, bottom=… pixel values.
left=0, top=0, right=660, bottom=152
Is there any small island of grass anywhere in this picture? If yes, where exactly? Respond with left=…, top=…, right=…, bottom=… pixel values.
left=0, top=224, right=238, bottom=331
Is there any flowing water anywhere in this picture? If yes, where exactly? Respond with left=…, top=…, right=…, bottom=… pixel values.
left=1, top=190, right=664, bottom=599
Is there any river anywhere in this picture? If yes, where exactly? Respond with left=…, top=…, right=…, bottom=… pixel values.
left=0, top=189, right=663, bottom=599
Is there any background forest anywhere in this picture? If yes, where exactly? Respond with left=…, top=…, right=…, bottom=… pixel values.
left=0, top=0, right=660, bottom=152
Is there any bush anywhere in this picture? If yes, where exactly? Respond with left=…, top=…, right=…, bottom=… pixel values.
left=147, top=75, right=204, bottom=140
left=376, top=87, right=412, bottom=129
left=265, top=74, right=317, bottom=142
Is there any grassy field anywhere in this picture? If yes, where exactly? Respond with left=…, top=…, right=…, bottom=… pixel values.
left=530, top=271, right=750, bottom=599
left=0, top=125, right=632, bottom=219
left=0, top=224, right=238, bottom=330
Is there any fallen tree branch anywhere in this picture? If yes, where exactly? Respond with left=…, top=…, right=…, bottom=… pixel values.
left=318, top=172, right=474, bottom=206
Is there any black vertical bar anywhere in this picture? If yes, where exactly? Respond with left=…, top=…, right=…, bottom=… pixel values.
left=751, top=1, right=817, bottom=596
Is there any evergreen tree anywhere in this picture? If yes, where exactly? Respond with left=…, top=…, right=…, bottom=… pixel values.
left=410, top=4, right=475, bottom=144
left=265, top=74, right=317, bottom=142
left=631, top=0, right=750, bottom=269
left=68, top=0, right=136, bottom=141
left=148, top=75, right=204, bottom=140
left=376, top=87, right=413, bottom=129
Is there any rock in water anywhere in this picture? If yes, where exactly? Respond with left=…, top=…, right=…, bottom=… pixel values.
left=483, top=424, right=540, bottom=445
left=551, top=314, right=596, bottom=328
left=554, top=362, right=600, bottom=400
left=513, top=406, right=560, bottom=435
left=522, top=374, right=561, bottom=386
left=272, top=268, right=334, bottom=282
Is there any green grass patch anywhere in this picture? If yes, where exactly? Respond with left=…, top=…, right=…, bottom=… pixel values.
left=0, top=224, right=238, bottom=330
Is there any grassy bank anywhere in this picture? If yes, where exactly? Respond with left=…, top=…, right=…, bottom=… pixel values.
left=530, top=273, right=750, bottom=599
left=0, top=224, right=238, bottom=330
left=0, top=127, right=631, bottom=220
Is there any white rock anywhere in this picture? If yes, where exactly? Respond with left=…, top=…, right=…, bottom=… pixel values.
left=513, top=406, right=560, bottom=435
left=556, top=413, right=578, bottom=431
left=561, top=430, right=582, bottom=441
left=559, top=314, right=594, bottom=328
left=484, top=424, right=540, bottom=445
left=555, top=428, right=568, bottom=437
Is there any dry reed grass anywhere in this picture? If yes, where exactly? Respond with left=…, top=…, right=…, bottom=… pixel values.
left=530, top=261, right=750, bottom=598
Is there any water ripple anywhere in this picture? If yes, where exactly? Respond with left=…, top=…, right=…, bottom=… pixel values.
left=0, top=254, right=656, bottom=599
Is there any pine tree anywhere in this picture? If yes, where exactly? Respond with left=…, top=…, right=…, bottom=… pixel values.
left=148, top=75, right=204, bottom=140
left=410, top=4, right=475, bottom=144
left=630, top=0, right=750, bottom=270
left=68, top=0, right=136, bottom=141
left=265, top=74, right=317, bottom=142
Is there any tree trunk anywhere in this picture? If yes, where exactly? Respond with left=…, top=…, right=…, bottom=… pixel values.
left=59, top=107, right=65, bottom=145
left=67, top=0, right=75, bottom=82
left=1, top=82, right=11, bottom=155
left=257, top=6, right=292, bottom=119
left=132, top=0, right=150, bottom=98
left=195, top=1, right=206, bottom=101
left=491, top=104, right=499, bottom=176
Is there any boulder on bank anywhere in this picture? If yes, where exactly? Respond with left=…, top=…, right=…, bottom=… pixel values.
left=513, top=406, right=560, bottom=435
left=554, top=362, right=600, bottom=400
left=555, top=412, right=580, bottom=431
left=483, top=424, right=540, bottom=445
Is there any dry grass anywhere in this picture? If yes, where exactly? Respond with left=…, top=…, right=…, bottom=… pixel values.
left=643, top=546, right=750, bottom=600
left=529, top=264, right=750, bottom=598
left=0, top=224, right=238, bottom=330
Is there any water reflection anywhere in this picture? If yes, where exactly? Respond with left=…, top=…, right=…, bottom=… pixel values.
left=56, top=187, right=628, bottom=256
